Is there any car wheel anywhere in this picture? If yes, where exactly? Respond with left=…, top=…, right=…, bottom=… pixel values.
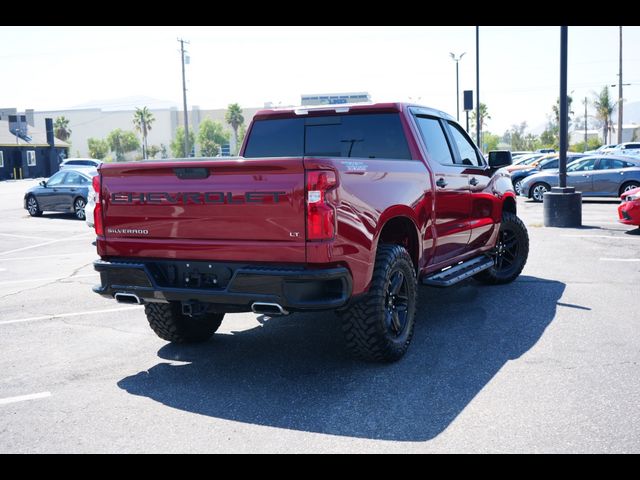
left=531, top=183, right=550, bottom=202
left=74, top=197, right=86, bottom=220
left=620, top=182, right=640, bottom=196
left=514, top=180, right=523, bottom=196
left=474, top=211, right=529, bottom=285
left=26, top=196, right=42, bottom=217
left=339, top=244, right=417, bottom=362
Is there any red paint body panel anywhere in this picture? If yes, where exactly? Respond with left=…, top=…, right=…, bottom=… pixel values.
left=618, top=187, right=640, bottom=226
left=97, top=102, right=515, bottom=297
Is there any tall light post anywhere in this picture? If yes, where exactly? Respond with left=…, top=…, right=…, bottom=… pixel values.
left=178, top=38, right=190, bottom=158
left=449, top=52, right=466, bottom=121
left=617, top=26, right=623, bottom=144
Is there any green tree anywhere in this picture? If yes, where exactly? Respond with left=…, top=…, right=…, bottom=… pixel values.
left=552, top=95, right=574, bottom=129
left=54, top=116, right=71, bottom=141
left=171, top=126, right=195, bottom=158
left=470, top=103, right=491, bottom=142
left=147, top=145, right=161, bottom=159
left=107, top=129, right=140, bottom=161
left=593, top=86, right=616, bottom=144
left=197, top=117, right=230, bottom=157
left=160, top=144, right=168, bottom=159
left=236, top=123, right=247, bottom=154
left=132, top=107, right=156, bottom=159
left=225, top=103, right=244, bottom=152
left=483, top=132, right=500, bottom=152
left=87, top=138, right=109, bottom=159
left=539, top=126, right=557, bottom=148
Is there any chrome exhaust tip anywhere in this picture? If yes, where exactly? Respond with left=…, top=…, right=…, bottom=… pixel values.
left=251, top=302, right=289, bottom=316
left=114, top=292, right=143, bottom=305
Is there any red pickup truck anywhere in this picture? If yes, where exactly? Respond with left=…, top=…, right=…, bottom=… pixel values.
left=92, top=102, right=528, bottom=362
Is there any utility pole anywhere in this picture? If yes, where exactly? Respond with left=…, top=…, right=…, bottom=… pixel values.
left=142, top=115, right=147, bottom=160
left=178, top=38, right=190, bottom=158
left=559, top=27, right=568, bottom=188
left=584, top=96, right=588, bottom=152
left=475, top=26, right=480, bottom=148
left=617, top=26, right=623, bottom=144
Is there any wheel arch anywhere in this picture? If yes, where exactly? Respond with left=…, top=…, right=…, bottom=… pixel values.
left=375, top=211, right=421, bottom=271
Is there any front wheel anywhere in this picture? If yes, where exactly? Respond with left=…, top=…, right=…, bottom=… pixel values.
left=530, top=182, right=550, bottom=202
left=144, top=302, right=224, bottom=343
left=514, top=180, right=523, bottom=196
left=74, top=197, right=86, bottom=220
left=474, top=211, right=529, bottom=285
left=26, top=196, right=42, bottom=217
left=620, top=182, right=640, bottom=196
left=339, top=244, right=417, bottom=362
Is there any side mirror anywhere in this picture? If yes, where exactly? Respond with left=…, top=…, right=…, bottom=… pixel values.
left=40, top=180, right=47, bottom=187
left=488, top=150, right=512, bottom=168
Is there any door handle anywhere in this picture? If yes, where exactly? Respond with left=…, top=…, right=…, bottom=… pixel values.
left=470, top=177, right=479, bottom=186
left=436, top=178, right=448, bottom=188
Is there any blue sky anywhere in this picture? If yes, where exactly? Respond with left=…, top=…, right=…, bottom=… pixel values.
left=1, top=26, right=638, bottom=134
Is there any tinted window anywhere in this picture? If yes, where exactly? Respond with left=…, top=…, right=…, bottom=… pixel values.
left=63, top=171, right=85, bottom=184
left=541, top=159, right=558, bottom=169
left=447, top=121, right=482, bottom=166
left=598, top=159, right=627, bottom=170
left=47, top=172, right=66, bottom=186
left=305, top=114, right=411, bottom=159
left=244, top=118, right=304, bottom=157
left=244, top=114, right=411, bottom=160
left=414, top=117, right=454, bottom=165
left=567, top=158, right=597, bottom=172
left=623, top=143, right=640, bottom=149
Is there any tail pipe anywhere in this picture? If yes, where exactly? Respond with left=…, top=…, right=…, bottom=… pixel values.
left=114, top=292, right=143, bottom=305
left=251, top=302, right=289, bottom=316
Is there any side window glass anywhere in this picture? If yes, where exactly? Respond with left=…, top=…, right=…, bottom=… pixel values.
left=447, top=121, right=482, bottom=166
left=47, top=172, right=67, bottom=186
left=414, top=116, right=454, bottom=166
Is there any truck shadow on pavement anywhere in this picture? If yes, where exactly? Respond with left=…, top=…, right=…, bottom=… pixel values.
left=118, top=275, right=565, bottom=441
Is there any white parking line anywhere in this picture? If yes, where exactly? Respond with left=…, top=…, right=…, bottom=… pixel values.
left=0, top=306, right=143, bottom=326
left=0, top=233, right=51, bottom=241
left=0, top=234, right=93, bottom=256
left=560, top=235, right=636, bottom=240
left=600, top=258, right=640, bottom=262
left=0, top=392, right=52, bottom=406
left=0, top=273, right=98, bottom=286
left=0, top=253, right=91, bottom=262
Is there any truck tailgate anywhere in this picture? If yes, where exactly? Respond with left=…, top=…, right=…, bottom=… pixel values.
left=98, top=158, right=306, bottom=263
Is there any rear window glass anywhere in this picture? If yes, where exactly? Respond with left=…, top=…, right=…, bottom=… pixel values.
left=244, top=113, right=411, bottom=160
left=244, top=118, right=304, bottom=157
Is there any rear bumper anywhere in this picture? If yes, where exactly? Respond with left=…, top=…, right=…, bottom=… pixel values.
left=93, top=259, right=352, bottom=312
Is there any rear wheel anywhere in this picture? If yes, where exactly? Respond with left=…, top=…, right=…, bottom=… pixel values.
left=339, top=244, right=417, bottom=362
left=474, top=211, right=529, bottom=285
left=26, top=195, right=42, bottom=217
left=530, top=182, right=550, bottom=202
left=74, top=197, right=86, bottom=220
left=144, top=302, right=224, bottom=343
left=620, top=182, right=640, bottom=196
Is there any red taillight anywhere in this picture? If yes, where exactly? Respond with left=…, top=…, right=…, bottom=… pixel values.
left=306, top=170, right=337, bottom=241
left=92, top=174, right=103, bottom=236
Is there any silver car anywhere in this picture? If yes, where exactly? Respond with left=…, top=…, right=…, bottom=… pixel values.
left=521, top=155, right=640, bottom=202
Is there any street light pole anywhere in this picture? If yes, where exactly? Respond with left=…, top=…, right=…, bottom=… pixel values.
left=617, top=26, right=623, bottom=144
left=178, top=38, right=190, bottom=158
left=449, top=52, right=466, bottom=121
left=584, top=96, right=588, bottom=152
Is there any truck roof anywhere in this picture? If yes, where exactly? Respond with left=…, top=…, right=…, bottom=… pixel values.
left=253, top=102, right=454, bottom=121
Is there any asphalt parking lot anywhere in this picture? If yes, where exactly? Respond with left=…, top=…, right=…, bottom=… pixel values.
left=0, top=178, right=638, bottom=453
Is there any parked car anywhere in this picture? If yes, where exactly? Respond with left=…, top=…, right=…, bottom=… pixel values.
left=60, top=158, right=103, bottom=169
left=508, top=153, right=547, bottom=171
left=24, top=167, right=98, bottom=220
left=85, top=178, right=97, bottom=228
left=618, top=186, right=640, bottom=227
left=521, top=155, right=640, bottom=202
left=536, top=148, right=556, bottom=154
left=584, top=144, right=617, bottom=155
left=608, top=142, right=640, bottom=157
left=511, top=153, right=587, bottom=195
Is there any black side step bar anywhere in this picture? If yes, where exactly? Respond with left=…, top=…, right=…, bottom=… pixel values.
left=421, top=255, right=494, bottom=288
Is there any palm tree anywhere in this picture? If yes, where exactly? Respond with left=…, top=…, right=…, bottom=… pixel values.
left=470, top=103, right=491, bottom=149
left=593, top=86, right=616, bottom=144
left=54, top=116, right=71, bottom=141
left=225, top=103, right=244, bottom=153
left=132, top=107, right=155, bottom=159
